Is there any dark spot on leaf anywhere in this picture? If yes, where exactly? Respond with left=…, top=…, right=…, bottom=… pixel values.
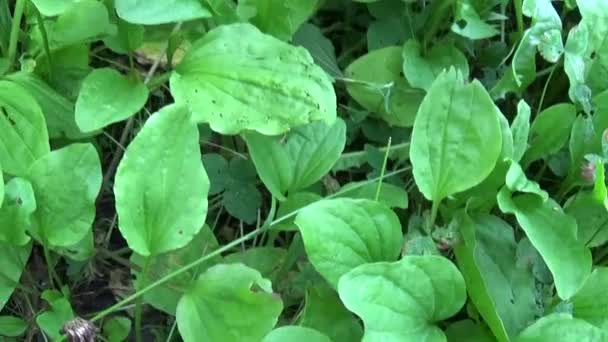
left=212, top=99, right=217, bottom=104
left=16, top=197, right=22, bottom=205
left=456, top=19, right=467, bottom=29
left=178, top=229, right=183, bottom=235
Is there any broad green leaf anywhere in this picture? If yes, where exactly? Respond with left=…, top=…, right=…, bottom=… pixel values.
left=75, top=68, right=149, bottom=132
left=410, top=68, right=502, bottom=202
left=515, top=313, right=608, bottom=342
left=170, top=23, right=336, bottom=135
left=293, top=23, right=342, bottom=78
left=115, top=0, right=212, bottom=25
left=237, top=0, right=319, bottom=41
left=0, top=316, right=27, bottom=337
left=511, top=100, right=531, bottom=162
left=51, top=0, right=116, bottom=48
left=273, top=192, right=322, bottom=231
left=578, top=0, right=608, bottom=53
left=244, top=118, right=346, bottom=200
left=30, top=0, right=76, bottom=16
left=572, top=267, right=608, bottom=330
left=225, top=247, right=286, bottom=279
left=565, top=161, right=608, bottom=247
left=103, top=316, right=131, bottom=342
left=564, top=23, right=593, bottom=113
left=28, top=143, right=101, bottom=248
left=36, top=290, right=75, bottom=341
left=114, top=104, right=209, bottom=256
left=0, top=80, right=49, bottom=176
left=451, top=1, right=499, bottom=40
left=521, top=103, right=576, bottom=168
left=402, top=40, right=469, bottom=91
left=0, top=241, right=31, bottom=310
left=446, top=320, right=495, bottom=342
left=337, top=180, right=408, bottom=209
left=5, top=72, right=82, bottom=139
left=176, top=263, right=283, bottom=342
left=0, top=178, right=35, bottom=246
left=131, top=226, right=221, bottom=315
left=299, top=284, right=363, bottom=342
left=338, top=256, right=466, bottom=342
left=497, top=166, right=592, bottom=299
left=295, top=198, right=403, bottom=287
left=263, top=326, right=332, bottom=342
left=454, top=212, right=538, bottom=341
left=345, top=46, right=425, bottom=127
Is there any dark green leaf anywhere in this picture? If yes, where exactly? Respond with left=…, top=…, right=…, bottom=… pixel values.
left=236, top=0, right=319, bottom=41
left=292, top=23, right=342, bottom=78
left=0, top=316, right=27, bottom=337
left=103, top=316, right=131, bottom=342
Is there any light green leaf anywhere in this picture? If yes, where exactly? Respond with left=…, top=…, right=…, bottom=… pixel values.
left=103, top=316, right=131, bottom=342
left=337, top=180, right=408, bottom=209
left=0, top=178, right=35, bottom=246
left=564, top=23, right=593, bottom=113
left=511, top=100, right=531, bottom=162
left=237, top=0, right=319, bottom=41
left=572, top=267, right=608, bottom=330
left=578, top=0, right=608, bottom=52
left=504, top=161, right=547, bottom=198
left=451, top=1, right=499, bottom=40
left=51, top=0, right=116, bottom=48
left=454, top=212, right=539, bottom=341
left=170, top=23, right=336, bottom=135
left=295, top=198, right=403, bottom=288
left=114, top=104, right=209, bottom=256
left=176, top=263, right=283, bottom=342
left=0, top=80, right=49, bottom=177
left=263, top=326, right=332, bottom=342
left=345, top=46, right=425, bottom=127
left=402, top=39, right=469, bottom=91
left=446, top=320, right=495, bottom=342
left=338, top=256, right=466, bottom=342
left=30, top=0, right=76, bottom=16
left=36, top=290, right=75, bottom=341
left=131, top=226, right=221, bottom=315
left=497, top=170, right=592, bottom=299
left=0, top=164, right=3, bottom=208
left=298, top=284, right=363, bottom=342
left=5, top=72, right=82, bottom=140
left=28, top=144, right=101, bottom=248
left=75, top=68, right=149, bottom=133
left=115, top=0, right=212, bottom=25
left=410, top=68, right=502, bottom=202
left=293, top=23, right=342, bottom=78
left=244, top=118, right=346, bottom=200
left=0, top=316, right=28, bottom=337
left=521, top=103, right=576, bottom=168
left=515, top=313, right=608, bottom=342
left=0, top=241, right=31, bottom=310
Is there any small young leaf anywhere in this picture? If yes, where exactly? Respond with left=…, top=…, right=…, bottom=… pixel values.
left=451, top=2, right=499, bottom=40
left=75, top=68, right=149, bottom=133
left=176, top=263, right=283, bottom=342
left=0, top=316, right=28, bottom=337
left=294, top=198, right=403, bottom=287
left=298, top=284, right=363, bottom=342
left=410, top=68, right=502, bottom=202
left=402, top=39, right=469, bottom=91
left=244, top=118, right=346, bottom=200
left=131, top=226, right=221, bottom=315
left=511, top=100, right=531, bottom=162
left=0, top=178, right=35, bottom=246
left=28, top=143, right=102, bottom=248
left=103, top=316, right=131, bottom=342
left=572, top=267, right=608, bottom=330
left=0, top=80, right=50, bottom=176
left=0, top=241, right=31, bottom=310
left=521, top=103, right=577, bottom=168
left=237, top=0, right=319, bottom=41
left=338, top=256, right=466, bottom=342
left=115, top=0, right=212, bottom=25
left=114, top=104, right=210, bottom=256
left=263, top=326, right=332, bottom=342
left=36, top=290, right=75, bottom=341
left=345, top=46, right=425, bottom=127
left=170, top=23, right=336, bottom=135
left=515, top=314, right=608, bottom=342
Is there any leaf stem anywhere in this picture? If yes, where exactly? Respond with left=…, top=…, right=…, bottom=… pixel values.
left=429, top=200, right=440, bottom=231
left=42, top=245, right=62, bottom=289
left=34, top=7, right=53, bottom=80
left=513, top=0, right=525, bottom=40
left=536, top=64, right=558, bottom=116
left=7, top=0, right=25, bottom=72
left=134, top=258, right=151, bottom=342
left=375, top=137, right=392, bottom=201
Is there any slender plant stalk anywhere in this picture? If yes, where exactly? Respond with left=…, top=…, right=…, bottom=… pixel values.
left=7, top=0, right=25, bottom=72
left=34, top=8, right=53, bottom=80
left=513, top=0, right=525, bottom=39
left=134, top=258, right=151, bottom=342
left=375, top=137, right=392, bottom=201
